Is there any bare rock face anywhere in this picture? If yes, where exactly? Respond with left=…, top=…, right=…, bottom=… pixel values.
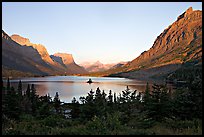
left=10, top=35, right=56, bottom=66
left=50, top=55, right=65, bottom=67
left=177, top=7, right=193, bottom=21
left=4, top=32, right=87, bottom=75
left=10, top=34, right=31, bottom=45
left=10, top=34, right=72, bottom=75
left=123, top=7, right=202, bottom=71
left=53, top=53, right=75, bottom=65
left=51, top=53, right=88, bottom=74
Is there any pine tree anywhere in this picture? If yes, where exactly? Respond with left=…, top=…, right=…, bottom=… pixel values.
left=71, top=97, right=80, bottom=118
left=114, top=92, right=117, bottom=103
left=145, top=84, right=171, bottom=122
left=95, top=87, right=102, bottom=104
left=53, top=92, right=61, bottom=114
left=31, top=84, right=36, bottom=96
left=30, top=84, right=38, bottom=115
left=130, top=90, right=137, bottom=102
left=3, top=86, right=21, bottom=119
left=26, top=84, right=30, bottom=98
left=6, top=77, right=10, bottom=91
left=143, top=82, right=150, bottom=103
left=17, top=80, right=22, bottom=96
left=79, top=96, right=86, bottom=104
left=108, top=90, right=113, bottom=104
left=86, top=89, right=94, bottom=104
left=121, top=86, right=131, bottom=103
left=102, top=90, right=107, bottom=102
left=81, top=89, right=96, bottom=120
left=72, top=97, right=79, bottom=104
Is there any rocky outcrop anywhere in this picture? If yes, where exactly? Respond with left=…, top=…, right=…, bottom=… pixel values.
left=11, top=35, right=59, bottom=67
left=51, top=53, right=88, bottom=74
left=53, top=53, right=75, bottom=65
left=50, top=55, right=66, bottom=67
left=10, top=34, right=31, bottom=45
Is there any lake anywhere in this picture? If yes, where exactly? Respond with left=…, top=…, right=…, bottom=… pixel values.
left=3, top=76, right=174, bottom=103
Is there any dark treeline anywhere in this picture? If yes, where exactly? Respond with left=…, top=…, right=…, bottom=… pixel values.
left=2, top=72, right=202, bottom=135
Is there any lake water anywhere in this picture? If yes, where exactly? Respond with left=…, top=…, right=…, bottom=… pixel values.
left=3, top=76, right=174, bottom=103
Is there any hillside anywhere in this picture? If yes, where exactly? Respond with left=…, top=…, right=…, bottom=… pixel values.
left=93, top=7, right=202, bottom=80
left=2, top=30, right=52, bottom=77
left=10, top=34, right=67, bottom=73
left=51, top=53, right=88, bottom=74
left=2, top=31, right=88, bottom=77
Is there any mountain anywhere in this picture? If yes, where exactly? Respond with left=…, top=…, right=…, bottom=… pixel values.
left=100, top=7, right=202, bottom=80
left=111, top=61, right=128, bottom=69
left=2, top=30, right=54, bottom=77
left=124, top=7, right=202, bottom=70
left=80, top=61, right=117, bottom=72
left=10, top=34, right=66, bottom=72
left=51, top=53, right=88, bottom=74
left=2, top=31, right=88, bottom=77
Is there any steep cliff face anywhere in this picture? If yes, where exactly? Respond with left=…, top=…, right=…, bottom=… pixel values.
left=10, top=34, right=78, bottom=75
left=11, top=35, right=59, bottom=67
left=53, top=53, right=75, bottom=65
left=124, top=7, right=202, bottom=71
left=50, top=55, right=66, bottom=67
left=51, top=53, right=88, bottom=74
left=10, top=34, right=31, bottom=45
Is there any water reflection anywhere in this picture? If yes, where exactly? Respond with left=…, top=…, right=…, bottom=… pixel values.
left=3, top=76, right=174, bottom=103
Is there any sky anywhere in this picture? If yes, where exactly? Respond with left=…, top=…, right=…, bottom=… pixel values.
left=2, top=2, right=202, bottom=64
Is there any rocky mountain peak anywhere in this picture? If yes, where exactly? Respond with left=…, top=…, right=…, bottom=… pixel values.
left=185, top=7, right=193, bottom=15
left=94, top=60, right=103, bottom=65
left=53, top=53, right=75, bottom=65
left=10, top=34, right=60, bottom=66
left=177, top=7, right=193, bottom=21
left=122, top=7, right=202, bottom=72
left=11, top=34, right=31, bottom=46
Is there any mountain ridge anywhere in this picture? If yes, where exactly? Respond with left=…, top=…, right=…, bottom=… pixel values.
left=2, top=31, right=88, bottom=77
left=90, top=7, right=202, bottom=80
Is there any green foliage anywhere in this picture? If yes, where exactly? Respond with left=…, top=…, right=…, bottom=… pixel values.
left=26, top=84, right=30, bottom=98
left=2, top=74, right=202, bottom=135
left=6, top=77, right=10, bottom=91
left=53, top=92, right=61, bottom=114
left=17, top=80, right=22, bottom=97
left=86, top=112, right=122, bottom=135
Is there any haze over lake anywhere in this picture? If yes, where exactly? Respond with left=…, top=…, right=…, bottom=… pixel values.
left=4, top=76, right=174, bottom=103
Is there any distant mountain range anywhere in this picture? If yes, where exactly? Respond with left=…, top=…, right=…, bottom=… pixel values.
left=80, top=61, right=128, bottom=73
left=2, top=31, right=88, bottom=77
left=2, top=7, right=202, bottom=80
left=89, top=7, right=202, bottom=80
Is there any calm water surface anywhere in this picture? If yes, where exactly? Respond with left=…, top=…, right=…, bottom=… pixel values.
left=4, top=76, right=174, bottom=103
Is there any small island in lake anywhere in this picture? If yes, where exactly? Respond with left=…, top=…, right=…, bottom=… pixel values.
left=87, top=78, right=93, bottom=84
